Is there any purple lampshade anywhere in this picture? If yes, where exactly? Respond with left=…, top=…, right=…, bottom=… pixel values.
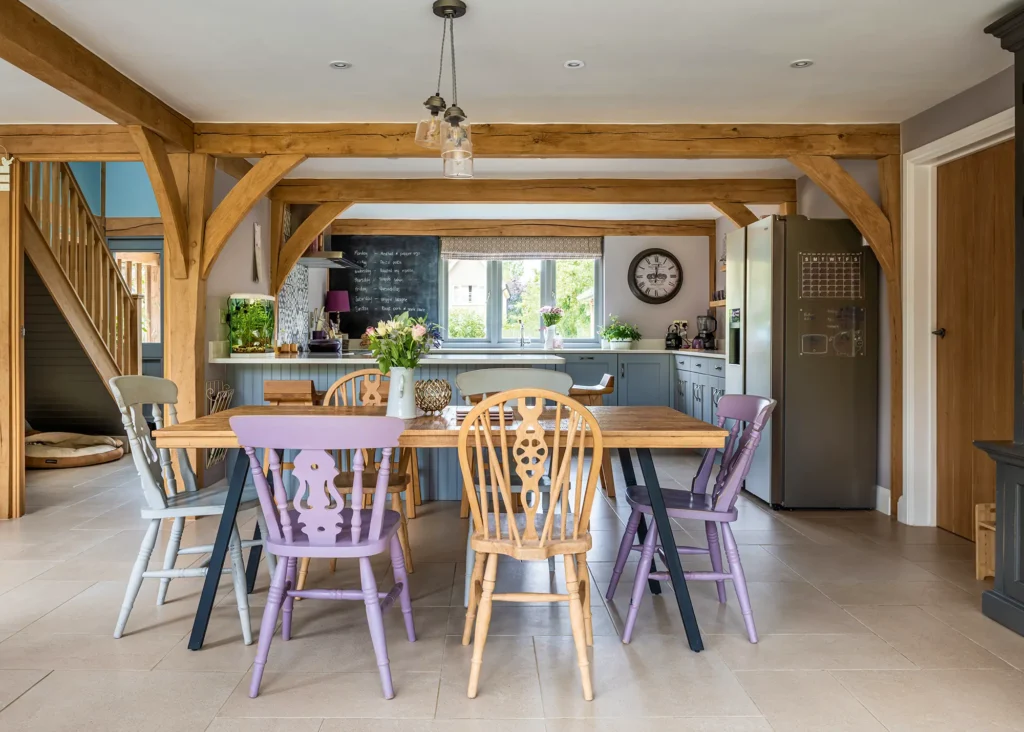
left=324, top=290, right=350, bottom=313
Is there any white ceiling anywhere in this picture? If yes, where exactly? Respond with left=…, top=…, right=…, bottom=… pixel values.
left=283, top=158, right=801, bottom=179
left=10, top=0, right=1014, bottom=125
left=0, top=59, right=109, bottom=123
left=337, top=203, right=781, bottom=220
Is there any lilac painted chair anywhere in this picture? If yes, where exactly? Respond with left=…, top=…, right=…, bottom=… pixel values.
left=230, top=415, right=416, bottom=700
left=605, top=395, right=776, bottom=644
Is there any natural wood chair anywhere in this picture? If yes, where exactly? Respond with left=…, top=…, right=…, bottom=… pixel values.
left=976, top=503, right=996, bottom=580
left=294, top=369, right=416, bottom=592
left=459, top=388, right=603, bottom=701
left=262, top=380, right=323, bottom=473
left=569, top=374, right=617, bottom=498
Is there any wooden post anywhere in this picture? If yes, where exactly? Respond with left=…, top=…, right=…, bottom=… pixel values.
left=0, top=162, right=26, bottom=518
left=131, top=294, right=143, bottom=374
left=164, top=153, right=214, bottom=485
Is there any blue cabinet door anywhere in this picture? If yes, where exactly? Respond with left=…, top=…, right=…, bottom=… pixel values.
left=562, top=354, right=618, bottom=404
left=617, top=354, right=672, bottom=407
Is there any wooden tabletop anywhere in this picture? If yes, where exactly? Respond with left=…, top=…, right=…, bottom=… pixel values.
left=153, top=405, right=727, bottom=450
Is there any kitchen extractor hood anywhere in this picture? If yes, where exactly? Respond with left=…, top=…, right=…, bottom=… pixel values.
left=297, top=251, right=363, bottom=269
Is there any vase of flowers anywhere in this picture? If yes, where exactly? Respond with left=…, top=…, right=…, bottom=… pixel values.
left=600, top=316, right=642, bottom=350
left=364, top=312, right=437, bottom=419
left=540, top=305, right=564, bottom=349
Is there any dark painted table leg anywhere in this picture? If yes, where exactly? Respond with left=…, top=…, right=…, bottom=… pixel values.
left=245, top=522, right=262, bottom=593
left=188, top=449, right=248, bottom=651
left=617, top=448, right=661, bottom=595
left=636, top=448, right=704, bottom=652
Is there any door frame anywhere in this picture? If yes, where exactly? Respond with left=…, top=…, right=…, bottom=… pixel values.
left=902, top=108, right=1014, bottom=527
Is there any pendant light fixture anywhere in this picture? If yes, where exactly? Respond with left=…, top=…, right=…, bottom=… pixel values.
left=416, top=0, right=473, bottom=178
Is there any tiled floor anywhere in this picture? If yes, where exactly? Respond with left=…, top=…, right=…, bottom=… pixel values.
left=1, top=452, right=1023, bottom=731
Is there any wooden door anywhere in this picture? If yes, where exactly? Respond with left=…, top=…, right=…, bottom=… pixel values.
left=936, top=139, right=1015, bottom=539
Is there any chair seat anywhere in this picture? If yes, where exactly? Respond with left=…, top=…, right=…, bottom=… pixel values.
left=140, top=484, right=261, bottom=519
left=625, top=484, right=737, bottom=522
left=471, top=512, right=591, bottom=560
left=334, top=470, right=409, bottom=494
left=266, top=507, right=402, bottom=558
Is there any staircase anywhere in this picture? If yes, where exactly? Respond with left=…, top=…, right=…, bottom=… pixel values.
left=21, top=162, right=141, bottom=388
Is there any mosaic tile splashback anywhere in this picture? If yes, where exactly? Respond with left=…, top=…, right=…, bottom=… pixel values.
left=277, top=265, right=309, bottom=347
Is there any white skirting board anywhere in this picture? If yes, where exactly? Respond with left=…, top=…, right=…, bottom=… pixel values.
left=876, top=485, right=891, bottom=515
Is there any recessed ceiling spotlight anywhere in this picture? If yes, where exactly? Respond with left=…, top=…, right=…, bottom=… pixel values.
left=564, top=59, right=585, bottom=69
left=789, top=59, right=814, bottom=69
left=329, top=60, right=353, bottom=70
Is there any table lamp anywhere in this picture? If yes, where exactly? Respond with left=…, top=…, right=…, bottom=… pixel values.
left=325, top=290, right=350, bottom=338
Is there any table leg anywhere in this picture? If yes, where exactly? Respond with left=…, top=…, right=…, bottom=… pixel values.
left=636, top=448, right=704, bottom=652
left=189, top=448, right=247, bottom=651
left=245, top=522, right=262, bottom=593
left=617, top=448, right=661, bottom=595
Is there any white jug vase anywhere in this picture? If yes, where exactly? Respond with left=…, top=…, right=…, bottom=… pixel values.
left=385, top=367, right=418, bottom=419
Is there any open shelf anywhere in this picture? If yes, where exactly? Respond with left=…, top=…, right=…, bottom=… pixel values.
left=709, top=299, right=726, bottom=308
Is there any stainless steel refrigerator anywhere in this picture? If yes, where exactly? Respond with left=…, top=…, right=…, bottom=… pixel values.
left=725, top=215, right=879, bottom=509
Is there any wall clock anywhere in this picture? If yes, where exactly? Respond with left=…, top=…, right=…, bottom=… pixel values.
left=628, top=248, right=683, bottom=304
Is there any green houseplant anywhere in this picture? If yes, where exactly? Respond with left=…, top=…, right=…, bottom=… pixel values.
left=600, top=317, right=642, bottom=351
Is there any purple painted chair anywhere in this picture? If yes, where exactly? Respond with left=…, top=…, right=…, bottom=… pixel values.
left=605, top=395, right=776, bottom=644
left=230, top=415, right=416, bottom=700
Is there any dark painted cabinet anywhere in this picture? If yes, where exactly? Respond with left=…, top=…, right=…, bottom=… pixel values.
left=617, top=354, right=672, bottom=407
left=975, top=442, right=1024, bottom=636
left=675, top=354, right=725, bottom=423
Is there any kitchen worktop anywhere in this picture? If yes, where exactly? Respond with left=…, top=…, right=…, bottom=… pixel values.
left=210, top=353, right=567, bottom=366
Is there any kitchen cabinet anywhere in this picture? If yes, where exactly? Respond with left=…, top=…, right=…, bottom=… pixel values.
left=561, top=353, right=618, bottom=404
left=617, top=354, right=672, bottom=407
left=675, top=354, right=725, bottom=422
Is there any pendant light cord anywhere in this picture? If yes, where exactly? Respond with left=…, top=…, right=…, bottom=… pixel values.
left=449, top=16, right=458, bottom=107
left=434, top=15, right=448, bottom=98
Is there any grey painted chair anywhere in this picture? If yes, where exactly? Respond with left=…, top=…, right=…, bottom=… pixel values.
left=455, top=368, right=573, bottom=604
left=109, top=375, right=272, bottom=643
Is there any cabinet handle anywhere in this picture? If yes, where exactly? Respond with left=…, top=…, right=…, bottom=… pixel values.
left=714, top=365, right=723, bottom=372
left=579, top=356, right=595, bottom=360
left=713, top=388, right=723, bottom=407
left=620, top=363, right=625, bottom=378
left=695, top=363, right=702, bottom=368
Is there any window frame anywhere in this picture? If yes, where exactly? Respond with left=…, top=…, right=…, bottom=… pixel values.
left=440, top=258, right=603, bottom=347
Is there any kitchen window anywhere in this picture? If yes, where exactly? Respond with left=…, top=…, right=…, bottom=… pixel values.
left=440, top=254, right=603, bottom=346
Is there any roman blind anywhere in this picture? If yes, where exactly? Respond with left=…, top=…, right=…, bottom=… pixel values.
left=440, top=236, right=603, bottom=260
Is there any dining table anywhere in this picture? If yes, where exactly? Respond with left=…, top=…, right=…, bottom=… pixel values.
left=152, top=404, right=728, bottom=653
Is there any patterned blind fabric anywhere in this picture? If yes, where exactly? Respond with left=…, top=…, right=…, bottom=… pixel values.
left=440, top=236, right=603, bottom=260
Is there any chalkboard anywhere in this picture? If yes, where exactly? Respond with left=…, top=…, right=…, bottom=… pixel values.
left=329, top=235, right=440, bottom=335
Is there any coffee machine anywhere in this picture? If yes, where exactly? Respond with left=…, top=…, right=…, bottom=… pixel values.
left=695, top=314, right=717, bottom=350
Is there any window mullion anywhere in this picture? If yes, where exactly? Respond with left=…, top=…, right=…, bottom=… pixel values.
left=488, top=260, right=500, bottom=345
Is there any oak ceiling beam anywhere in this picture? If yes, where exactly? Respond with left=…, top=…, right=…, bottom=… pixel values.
left=0, top=1, right=193, bottom=150
left=330, top=218, right=718, bottom=238
left=711, top=202, right=759, bottom=228
left=195, top=123, right=900, bottom=159
left=0, top=125, right=139, bottom=160
left=104, top=217, right=163, bottom=237
left=215, top=156, right=254, bottom=181
left=788, top=155, right=895, bottom=277
left=129, top=126, right=188, bottom=277
left=274, top=202, right=352, bottom=294
left=271, top=178, right=797, bottom=205
left=202, top=154, right=306, bottom=278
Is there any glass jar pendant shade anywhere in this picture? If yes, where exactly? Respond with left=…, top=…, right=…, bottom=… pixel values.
left=441, top=116, right=472, bottom=179
left=414, top=113, right=443, bottom=149
left=418, top=0, right=472, bottom=177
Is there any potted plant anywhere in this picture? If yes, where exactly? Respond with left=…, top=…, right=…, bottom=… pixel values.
left=364, top=312, right=437, bottom=418
left=539, top=305, right=564, bottom=349
left=600, top=317, right=642, bottom=350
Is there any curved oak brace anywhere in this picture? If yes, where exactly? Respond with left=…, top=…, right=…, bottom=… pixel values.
left=788, top=155, right=896, bottom=278
left=202, top=154, right=305, bottom=279
left=129, top=126, right=188, bottom=278
left=273, top=202, right=352, bottom=294
left=711, top=202, right=758, bottom=228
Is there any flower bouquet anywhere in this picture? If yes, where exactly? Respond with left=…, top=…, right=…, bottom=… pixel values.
left=539, top=305, right=564, bottom=348
left=364, top=312, right=437, bottom=418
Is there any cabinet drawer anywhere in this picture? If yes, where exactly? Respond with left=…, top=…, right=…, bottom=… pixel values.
left=674, top=354, right=690, bottom=371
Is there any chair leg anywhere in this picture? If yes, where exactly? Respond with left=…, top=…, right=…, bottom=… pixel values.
left=156, top=516, right=184, bottom=606
left=361, top=556, right=395, bottom=700
left=607, top=508, right=641, bottom=600
left=329, top=558, right=337, bottom=573
left=114, top=518, right=160, bottom=638
left=391, top=535, right=416, bottom=642
left=406, top=450, right=419, bottom=519
left=412, top=450, right=422, bottom=506
left=297, top=557, right=311, bottom=591
left=722, top=523, right=758, bottom=644
left=705, top=521, right=728, bottom=604
left=281, top=557, right=297, bottom=641
left=622, top=517, right=659, bottom=644
left=256, top=512, right=276, bottom=578
left=393, top=493, right=414, bottom=574
left=576, top=552, right=593, bottom=646
left=544, top=491, right=556, bottom=574
left=600, top=451, right=616, bottom=499
left=462, top=549, right=487, bottom=645
left=467, top=553, right=498, bottom=699
left=249, top=559, right=289, bottom=698
left=228, top=526, right=253, bottom=646
left=464, top=515, right=475, bottom=607
left=564, top=553, right=594, bottom=701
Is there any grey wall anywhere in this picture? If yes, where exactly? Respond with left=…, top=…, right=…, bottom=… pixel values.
left=24, top=260, right=124, bottom=436
left=604, top=236, right=710, bottom=340
left=902, top=66, right=1013, bottom=152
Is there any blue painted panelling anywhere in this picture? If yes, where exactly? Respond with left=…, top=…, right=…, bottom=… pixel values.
left=68, top=162, right=102, bottom=213
left=106, top=162, right=159, bottom=217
